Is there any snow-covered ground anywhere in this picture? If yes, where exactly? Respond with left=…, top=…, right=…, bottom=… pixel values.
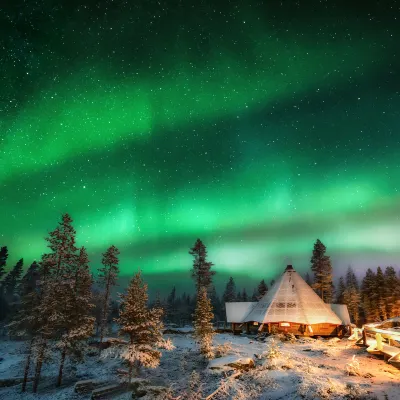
left=0, top=334, right=399, bottom=399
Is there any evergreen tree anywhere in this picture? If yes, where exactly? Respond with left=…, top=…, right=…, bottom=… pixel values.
left=384, top=266, right=400, bottom=318
left=336, top=276, right=346, bottom=304
left=116, top=270, right=173, bottom=383
left=257, top=279, right=268, bottom=298
left=189, top=239, right=215, bottom=293
left=342, top=267, right=361, bottom=325
left=361, top=268, right=379, bottom=322
left=98, top=245, right=120, bottom=350
left=166, top=286, right=177, bottom=324
left=236, top=291, right=242, bottom=302
left=242, top=288, right=248, bottom=302
left=3, top=258, right=24, bottom=302
left=33, top=213, right=79, bottom=393
left=310, top=239, right=333, bottom=302
left=375, top=267, right=387, bottom=321
left=270, top=279, right=276, bottom=287
left=56, top=246, right=94, bottom=387
left=305, top=272, right=312, bottom=286
left=346, top=267, right=359, bottom=291
left=222, top=277, right=236, bottom=303
left=251, top=289, right=258, bottom=301
left=193, top=286, right=214, bottom=359
left=209, top=285, right=222, bottom=322
left=0, top=246, right=8, bottom=280
left=7, top=260, right=40, bottom=392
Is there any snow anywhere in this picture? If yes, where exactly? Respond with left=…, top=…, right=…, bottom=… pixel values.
left=208, top=355, right=254, bottom=369
left=0, top=333, right=399, bottom=399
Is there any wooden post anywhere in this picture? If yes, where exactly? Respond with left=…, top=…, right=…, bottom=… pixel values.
left=246, top=322, right=250, bottom=334
left=362, top=329, right=367, bottom=346
left=232, top=323, right=236, bottom=332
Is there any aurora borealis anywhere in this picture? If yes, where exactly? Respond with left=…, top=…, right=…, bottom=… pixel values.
left=1, top=1, right=399, bottom=292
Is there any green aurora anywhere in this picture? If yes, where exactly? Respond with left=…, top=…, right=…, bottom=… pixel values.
left=1, top=1, right=399, bottom=292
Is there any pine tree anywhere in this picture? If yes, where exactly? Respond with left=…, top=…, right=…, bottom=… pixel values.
left=209, top=285, right=222, bottom=321
left=98, top=245, right=120, bottom=350
left=305, top=272, right=312, bottom=286
left=116, top=270, right=173, bottom=383
left=3, top=258, right=24, bottom=303
left=310, top=239, right=333, bottom=302
left=189, top=239, right=215, bottom=293
left=0, top=246, right=8, bottom=280
left=375, top=267, right=387, bottom=321
left=270, top=279, right=276, bottom=288
left=236, top=291, right=242, bottom=302
left=384, top=266, right=400, bottom=318
left=336, top=276, right=346, bottom=304
left=343, top=267, right=361, bottom=325
left=222, top=277, right=236, bottom=303
left=33, top=213, right=79, bottom=393
left=257, top=279, right=268, bottom=298
left=251, top=289, right=258, bottom=301
left=193, top=286, right=214, bottom=359
left=7, top=260, right=40, bottom=392
left=361, top=268, right=379, bottom=322
left=56, top=246, right=94, bottom=387
left=166, top=286, right=177, bottom=324
left=242, top=288, right=248, bottom=302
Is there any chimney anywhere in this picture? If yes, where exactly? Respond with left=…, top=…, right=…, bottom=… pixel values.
left=285, top=264, right=294, bottom=271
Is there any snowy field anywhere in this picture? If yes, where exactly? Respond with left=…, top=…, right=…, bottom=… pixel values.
left=0, top=333, right=399, bottom=399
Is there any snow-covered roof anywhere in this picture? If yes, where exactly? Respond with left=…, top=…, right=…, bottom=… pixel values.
left=329, top=304, right=351, bottom=325
left=227, top=265, right=342, bottom=325
left=225, top=302, right=257, bottom=323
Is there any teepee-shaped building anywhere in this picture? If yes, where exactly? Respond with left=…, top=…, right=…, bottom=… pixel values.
left=226, top=265, right=349, bottom=336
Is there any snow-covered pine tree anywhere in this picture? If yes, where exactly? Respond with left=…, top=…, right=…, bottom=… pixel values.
left=116, top=270, right=173, bottom=383
left=0, top=246, right=8, bottom=280
left=98, top=245, right=120, bottom=350
left=336, top=276, right=346, bottom=303
left=7, top=260, right=40, bottom=392
left=3, top=258, right=24, bottom=303
left=193, top=286, right=214, bottom=359
left=361, top=268, right=379, bottom=322
left=311, top=239, right=333, bottom=302
left=257, top=279, right=268, bottom=298
left=189, top=239, right=215, bottom=294
left=384, top=266, right=400, bottom=318
left=56, top=246, right=95, bottom=387
left=33, top=213, right=79, bottom=393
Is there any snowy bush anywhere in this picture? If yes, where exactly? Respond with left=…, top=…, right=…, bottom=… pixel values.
left=214, top=342, right=233, bottom=358
left=345, top=355, right=361, bottom=376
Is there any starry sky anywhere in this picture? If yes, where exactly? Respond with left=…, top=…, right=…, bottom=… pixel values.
left=1, top=0, right=399, bottom=293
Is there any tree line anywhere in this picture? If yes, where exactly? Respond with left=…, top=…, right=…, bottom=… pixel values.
left=0, top=214, right=173, bottom=391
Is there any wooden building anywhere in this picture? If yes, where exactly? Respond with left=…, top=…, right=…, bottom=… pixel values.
left=225, top=265, right=350, bottom=337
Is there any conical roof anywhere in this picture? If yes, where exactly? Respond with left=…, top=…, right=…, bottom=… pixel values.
left=243, top=265, right=342, bottom=325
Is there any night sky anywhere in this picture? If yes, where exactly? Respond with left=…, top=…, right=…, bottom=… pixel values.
left=1, top=0, right=399, bottom=293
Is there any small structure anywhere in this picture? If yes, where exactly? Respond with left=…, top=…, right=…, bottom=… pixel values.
left=226, top=265, right=350, bottom=336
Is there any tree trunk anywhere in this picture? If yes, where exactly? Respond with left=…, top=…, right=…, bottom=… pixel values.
left=99, top=277, right=111, bottom=354
left=33, top=340, right=46, bottom=393
left=56, top=346, right=67, bottom=387
left=22, top=338, right=34, bottom=392
left=128, top=363, right=133, bottom=384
